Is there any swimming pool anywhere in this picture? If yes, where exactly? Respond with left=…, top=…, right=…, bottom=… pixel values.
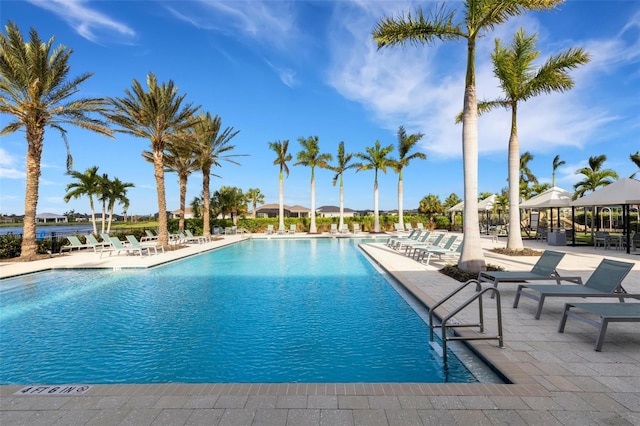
left=1, top=238, right=484, bottom=384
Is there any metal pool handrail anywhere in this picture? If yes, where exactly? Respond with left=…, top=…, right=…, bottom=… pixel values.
left=428, top=279, right=504, bottom=361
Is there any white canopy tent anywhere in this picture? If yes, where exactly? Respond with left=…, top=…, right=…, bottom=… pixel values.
left=571, top=178, right=640, bottom=206
left=571, top=178, right=640, bottom=253
left=447, top=196, right=497, bottom=232
left=520, top=186, right=572, bottom=209
left=520, top=186, right=573, bottom=232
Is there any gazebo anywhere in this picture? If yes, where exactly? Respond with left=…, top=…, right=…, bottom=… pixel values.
left=520, top=186, right=573, bottom=230
left=571, top=178, right=640, bottom=253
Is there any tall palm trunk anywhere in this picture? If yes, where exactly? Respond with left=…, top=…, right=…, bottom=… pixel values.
left=459, top=72, right=486, bottom=272
left=20, top=135, right=43, bottom=260
left=178, top=173, right=187, bottom=232
left=373, top=172, right=380, bottom=232
left=101, top=200, right=107, bottom=234
left=89, top=197, right=97, bottom=235
left=202, top=166, right=211, bottom=236
left=507, top=106, right=524, bottom=249
left=278, top=172, right=285, bottom=231
left=309, top=171, right=317, bottom=233
left=154, top=150, right=169, bottom=247
left=106, top=204, right=115, bottom=233
left=338, top=176, right=345, bottom=230
left=398, top=176, right=404, bottom=228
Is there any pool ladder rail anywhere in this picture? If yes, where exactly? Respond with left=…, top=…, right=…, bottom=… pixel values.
left=428, top=279, right=504, bottom=361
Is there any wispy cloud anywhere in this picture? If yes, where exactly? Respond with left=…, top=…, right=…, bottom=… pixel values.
left=166, top=0, right=297, bottom=50
left=0, top=148, right=25, bottom=179
left=26, top=0, right=135, bottom=43
left=265, top=59, right=298, bottom=87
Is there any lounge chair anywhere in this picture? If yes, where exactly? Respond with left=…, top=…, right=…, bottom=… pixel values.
left=141, top=229, right=158, bottom=242
left=386, top=229, right=418, bottom=248
left=403, top=233, right=444, bottom=257
left=394, top=223, right=405, bottom=233
left=86, top=234, right=112, bottom=251
left=178, top=231, right=202, bottom=244
left=413, top=235, right=459, bottom=264
left=126, top=235, right=164, bottom=254
left=277, top=225, right=286, bottom=235
left=416, top=223, right=425, bottom=230
left=288, top=224, right=296, bottom=234
left=224, top=226, right=237, bottom=235
left=352, top=223, right=360, bottom=234
left=478, top=250, right=582, bottom=293
left=558, top=295, right=640, bottom=351
left=185, top=229, right=210, bottom=243
left=513, top=258, right=634, bottom=319
left=266, top=224, right=274, bottom=235
left=100, top=236, right=150, bottom=257
left=330, top=223, right=338, bottom=234
left=404, top=223, right=413, bottom=231
left=59, top=235, right=93, bottom=254
left=340, top=224, right=349, bottom=234
left=419, top=242, right=463, bottom=266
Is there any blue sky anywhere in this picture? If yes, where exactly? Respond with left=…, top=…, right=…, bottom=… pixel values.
left=1, top=0, right=639, bottom=216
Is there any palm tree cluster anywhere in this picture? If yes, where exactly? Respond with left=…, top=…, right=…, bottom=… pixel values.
left=64, top=167, right=134, bottom=234
left=372, top=1, right=591, bottom=270
left=269, top=126, right=425, bottom=234
left=1, top=22, right=243, bottom=256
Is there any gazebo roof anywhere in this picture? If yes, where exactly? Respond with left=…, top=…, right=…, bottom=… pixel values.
left=571, top=178, right=640, bottom=206
left=520, top=186, right=573, bottom=209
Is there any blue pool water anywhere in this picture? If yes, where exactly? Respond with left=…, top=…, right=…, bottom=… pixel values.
left=0, top=239, right=479, bottom=384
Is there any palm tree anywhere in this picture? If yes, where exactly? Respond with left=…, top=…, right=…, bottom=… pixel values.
left=373, top=1, right=561, bottom=272
left=478, top=29, right=589, bottom=249
left=518, top=151, right=539, bottom=199
left=573, top=155, right=619, bottom=239
left=107, top=73, right=200, bottom=247
left=143, top=139, right=198, bottom=232
left=105, top=177, right=134, bottom=233
left=0, top=22, right=112, bottom=260
left=192, top=112, right=241, bottom=236
left=212, top=186, right=246, bottom=224
left=393, top=126, right=426, bottom=228
left=295, top=136, right=333, bottom=234
left=552, top=155, right=566, bottom=187
left=269, top=140, right=292, bottom=232
left=330, top=141, right=357, bottom=230
left=355, top=140, right=394, bottom=233
left=418, top=194, right=444, bottom=223
left=443, top=193, right=462, bottom=210
left=630, top=152, right=640, bottom=178
left=63, top=166, right=101, bottom=235
left=246, top=188, right=265, bottom=218
left=96, top=173, right=111, bottom=233
left=190, top=196, right=203, bottom=219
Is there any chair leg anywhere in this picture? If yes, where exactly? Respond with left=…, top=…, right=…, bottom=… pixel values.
left=534, top=295, right=547, bottom=320
left=558, top=304, right=571, bottom=332
left=513, top=285, right=524, bottom=308
left=594, top=319, right=609, bottom=351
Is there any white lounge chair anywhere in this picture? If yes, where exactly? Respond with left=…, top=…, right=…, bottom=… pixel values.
left=352, top=223, right=360, bottom=234
left=59, top=235, right=93, bottom=254
left=288, top=224, right=297, bottom=234
left=126, top=235, right=164, bottom=254
left=330, top=224, right=338, bottom=234
left=266, top=224, right=274, bottom=235
left=100, top=236, right=150, bottom=257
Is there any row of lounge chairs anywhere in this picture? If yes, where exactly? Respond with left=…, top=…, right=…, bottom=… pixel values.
left=480, top=251, right=637, bottom=350
left=384, top=237, right=638, bottom=350
left=60, top=229, right=212, bottom=256
left=265, top=223, right=362, bottom=235
left=386, top=230, right=462, bottom=266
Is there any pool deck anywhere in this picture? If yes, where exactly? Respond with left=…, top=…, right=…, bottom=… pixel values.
left=1, top=232, right=639, bottom=425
